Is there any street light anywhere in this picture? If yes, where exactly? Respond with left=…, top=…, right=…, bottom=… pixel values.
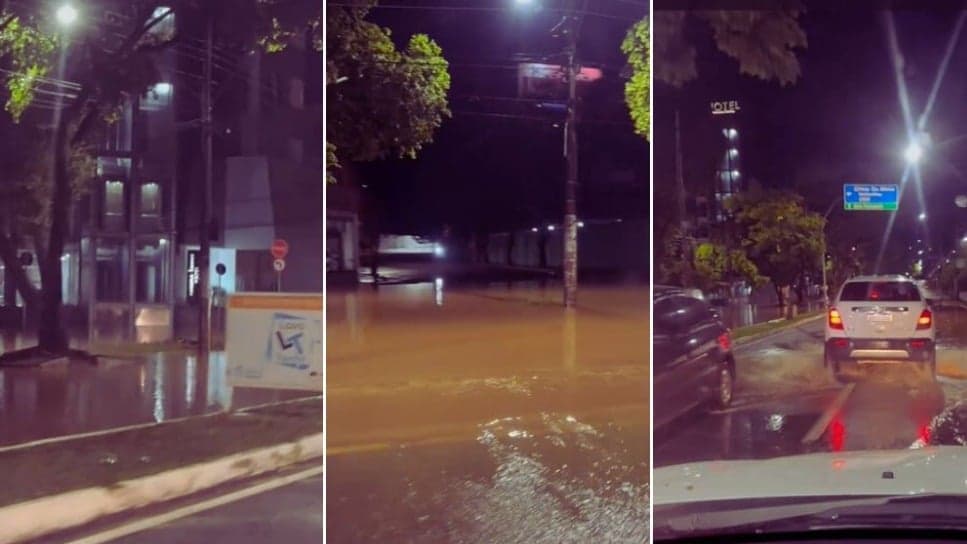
left=55, top=3, right=78, bottom=26
left=904, top=142, right=923, bottom=164
left=919, top=212, right=927, bottom=221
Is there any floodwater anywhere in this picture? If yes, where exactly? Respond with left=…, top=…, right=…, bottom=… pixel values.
left=327, top=281, right=650, bottom=542
left=0, top=351, right=312, bottom=448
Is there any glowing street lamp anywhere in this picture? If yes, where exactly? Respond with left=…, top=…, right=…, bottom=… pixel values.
left=904, top=142, right=923, bottom=164
left=918, top=212, right=927, bottom=222
left=56, top=3, right=78, bottom=27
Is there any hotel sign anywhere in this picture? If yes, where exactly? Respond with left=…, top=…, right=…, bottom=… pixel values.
left=710, top=100, right=740, bottom=115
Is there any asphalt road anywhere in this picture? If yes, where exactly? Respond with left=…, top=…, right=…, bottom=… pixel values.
left=655, top=309, right=967, bottom=468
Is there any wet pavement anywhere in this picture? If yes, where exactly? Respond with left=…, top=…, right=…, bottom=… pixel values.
left=655, top=306, right=967, bottom=468
left=326, top=282, right=649, bottom=542
left=0, top=351, right=312, bottom=448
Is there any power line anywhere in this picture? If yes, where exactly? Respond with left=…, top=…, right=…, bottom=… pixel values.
left=327, top=2, right=641, bottom=23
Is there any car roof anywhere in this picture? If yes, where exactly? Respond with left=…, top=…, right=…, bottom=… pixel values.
left=654, top=285, right=704, bottom=300
left=844, top=274, right=914, bottom=283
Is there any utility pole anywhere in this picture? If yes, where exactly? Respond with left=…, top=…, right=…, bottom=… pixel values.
left=674, top=109, right=686, bottom=231
left=563, top=19, right=578, bottom=308
left=198, top=10, right=213, bottom=352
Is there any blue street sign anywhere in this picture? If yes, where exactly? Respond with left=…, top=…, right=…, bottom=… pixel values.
left=843, top=184, right=898, bottom=211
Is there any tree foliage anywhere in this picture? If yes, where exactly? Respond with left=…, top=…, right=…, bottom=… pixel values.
left=620, top=18, right=649, bottom=140
left=651, top=8, right=807, bottom=88
left=326, top=5, right=451, bottom=175
left=0, top=12, right=55, bottom=120
left=728, top=188, right=824, bottom=296
left=693, top=241, right=765, bottom=291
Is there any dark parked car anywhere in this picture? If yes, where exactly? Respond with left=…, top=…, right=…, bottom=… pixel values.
left=653, top=285, right=735, bottom=429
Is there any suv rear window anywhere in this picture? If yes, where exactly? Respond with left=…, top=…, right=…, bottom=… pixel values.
left=839, top=281, right=921, bottom=301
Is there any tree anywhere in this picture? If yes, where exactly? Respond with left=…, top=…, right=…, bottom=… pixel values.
left=729, top=188, right=824, bottom=307
left=693, top=241, right=765, bottom=292
left=621, top=17, right=649, bottom=140
left=326, top=4, right=451, bottom=177
left=624, top=8, right=805, bottom=134
left=651, top=9, right=807, bottom=88
left=0, top=2, right=178, bottom=356
left=326, top=4, right=450, bottom=281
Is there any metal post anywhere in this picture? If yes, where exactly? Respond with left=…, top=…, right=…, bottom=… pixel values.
left=675, top=109, right=686, bottom=231
left=821, top=198, right=838, bottom=306
left=198, top=12, right=213, bottom=353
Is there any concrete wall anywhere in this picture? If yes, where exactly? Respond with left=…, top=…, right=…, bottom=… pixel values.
left=487, top=219, right=649, bottom=274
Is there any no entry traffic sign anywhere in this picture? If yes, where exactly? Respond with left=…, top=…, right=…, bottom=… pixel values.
left=271, top=239, right=289, bottom=259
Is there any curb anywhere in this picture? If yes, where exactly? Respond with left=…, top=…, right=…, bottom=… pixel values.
left=733, top=313, right=825, bottom=347
left=0, top=432, right=324, bottom=543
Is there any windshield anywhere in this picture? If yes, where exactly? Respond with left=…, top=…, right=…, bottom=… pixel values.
left=652, top=1, right=967, bottom=539
left=840, top=281, right=922, bottom=301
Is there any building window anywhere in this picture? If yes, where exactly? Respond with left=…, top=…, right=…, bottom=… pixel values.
left=141, top=82, right=172, bottom=111
left=136, top=238, right=167, bottom=303
left=104, top=180, right=125, bottom=230
left=140, top=182, right=161, bottom=216
left=104, top=101, right=133, bottom=151
left=96, top=238, right=127, bottom=302
left=97, top=156, right=131, bottom=178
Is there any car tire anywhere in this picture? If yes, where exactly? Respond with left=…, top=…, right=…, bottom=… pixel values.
left=714, top=360, right=735, bottom=409
left=825, top=346, right=847, bottom=385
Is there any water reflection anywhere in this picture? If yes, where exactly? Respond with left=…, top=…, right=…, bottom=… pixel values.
left=0, top=351, right=312, bottom=448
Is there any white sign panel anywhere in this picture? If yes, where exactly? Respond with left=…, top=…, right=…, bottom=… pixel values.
left=226, top=292, right=323, bottom=391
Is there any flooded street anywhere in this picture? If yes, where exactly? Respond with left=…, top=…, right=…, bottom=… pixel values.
left=326, top=281, right=650, bottom=542
left=0, top=351, right=312, bottom=448
left=655, top=305, right=967, bottom=467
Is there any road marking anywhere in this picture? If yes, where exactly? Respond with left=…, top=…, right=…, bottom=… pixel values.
left=801, top=382, right=855, bottom=444
left=65, top=464, right=325, bottom=544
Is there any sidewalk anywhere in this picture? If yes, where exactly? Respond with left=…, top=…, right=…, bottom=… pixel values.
left=0, top=397, right=322, bottom=543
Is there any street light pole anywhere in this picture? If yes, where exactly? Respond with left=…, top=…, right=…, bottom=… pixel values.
left=198, top=10, right=214, bottom=352
left=562, top=5, right=583, bottom=309
left=821, top=197, right=839, bottom=306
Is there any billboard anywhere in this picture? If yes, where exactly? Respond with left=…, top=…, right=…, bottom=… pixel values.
left=517, top=62, right=603, bottom=99
left=226, top=293, right=323, bottom=391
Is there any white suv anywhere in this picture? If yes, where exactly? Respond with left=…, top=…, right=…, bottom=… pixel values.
left=825, top=275, right=935, bottom=381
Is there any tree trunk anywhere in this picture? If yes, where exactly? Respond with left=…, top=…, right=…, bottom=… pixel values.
left=37, top=115, right=72, bottom=352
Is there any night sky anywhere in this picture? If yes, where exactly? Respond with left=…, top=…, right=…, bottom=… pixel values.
left=654, top=5, right=967, bottom=273
left=350, top=0, right=650, bottom=239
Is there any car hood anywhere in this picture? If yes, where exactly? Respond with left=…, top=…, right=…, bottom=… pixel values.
left=654, top=446, right=967, bottom=505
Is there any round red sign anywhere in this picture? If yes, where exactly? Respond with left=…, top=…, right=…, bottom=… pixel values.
left=270, top=239, right=289, bottom=259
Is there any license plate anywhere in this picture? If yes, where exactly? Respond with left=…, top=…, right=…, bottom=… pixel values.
left=868, top=314, right=893, bottom=322
left=869, top=340, right=891, bottom=348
